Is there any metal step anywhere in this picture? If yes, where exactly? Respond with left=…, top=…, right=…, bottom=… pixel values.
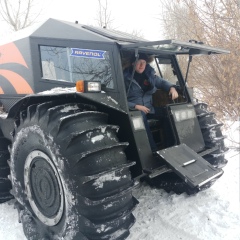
left=148, top=165, right=172, bottom=178
left=155, top=143, right=223, bottom=188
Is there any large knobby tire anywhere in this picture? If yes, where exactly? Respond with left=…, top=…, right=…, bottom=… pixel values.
left=194, top=102, right=228, bottom=168
left=145, top=102, right=227, bottom=195
left=0, top=135, right=13, bottom=203
left=10, top=101, right=137, bottom=240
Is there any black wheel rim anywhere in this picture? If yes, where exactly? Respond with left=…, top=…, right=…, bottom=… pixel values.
left=24, top=150, right=64, bottom=226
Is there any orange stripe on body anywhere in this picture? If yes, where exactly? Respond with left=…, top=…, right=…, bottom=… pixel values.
left=0, top=87, right=4, bottom=94
left=0, top=69, right=33, bottom=94
left=0, top=42, right=28, bottom=68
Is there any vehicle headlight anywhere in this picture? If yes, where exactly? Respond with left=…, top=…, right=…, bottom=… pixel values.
left=76, top=80, right=101, bottom=93
left=132, top=116, right=145, bottom=130
left=174, top=109, right=195, bottom=122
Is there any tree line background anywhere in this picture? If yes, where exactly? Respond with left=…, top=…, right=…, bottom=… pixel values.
left=159, top=0, right=240, bottom=123
left=0, top=0, right=239, bottom=128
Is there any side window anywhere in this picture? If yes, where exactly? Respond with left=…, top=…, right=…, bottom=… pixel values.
left=40, top=46, right=114, bottom=89
left=41, top=47, right=69, bottom=81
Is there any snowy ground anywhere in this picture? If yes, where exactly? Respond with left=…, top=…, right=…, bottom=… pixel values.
left=0, top=120, right=239, bottom=240
left=129, top=150, right=240, bottom=240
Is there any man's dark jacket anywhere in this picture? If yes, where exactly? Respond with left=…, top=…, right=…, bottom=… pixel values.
left=123, top=64, right=174, bottom=113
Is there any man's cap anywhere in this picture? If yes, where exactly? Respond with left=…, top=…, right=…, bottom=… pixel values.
left=138, top=53, right=149, bottom=61
left=131, top=53, right=154, bottom=63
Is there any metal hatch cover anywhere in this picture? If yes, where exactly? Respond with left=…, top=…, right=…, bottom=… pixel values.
left=157, top=143, right=223, bottom=188
left=120, top=39, right=230, bottom=55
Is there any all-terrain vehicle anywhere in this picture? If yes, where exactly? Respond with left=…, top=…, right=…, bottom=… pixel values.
left=0, top=19, right=229, bottom=239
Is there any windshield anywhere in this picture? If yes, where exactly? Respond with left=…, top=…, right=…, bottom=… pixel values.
left=150, top=58, right=179, bottom=86
left=121, top=50, right=180, bottom=86
left=120, top=39, right=229, bottom=55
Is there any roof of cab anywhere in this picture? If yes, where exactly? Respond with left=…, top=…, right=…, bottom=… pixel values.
left=0, top=18, right=145, bottom=45
left=0, top=18, right=229, bottom=55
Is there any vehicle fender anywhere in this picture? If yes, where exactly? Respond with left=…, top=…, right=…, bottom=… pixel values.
left=0, top=91, right=127, bottom=140
left=7, top=92, right=127, bottom=119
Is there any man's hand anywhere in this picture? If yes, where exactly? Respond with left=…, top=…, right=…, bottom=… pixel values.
left=135, top=105, right=150, bottom=114
left=169, top=87, right=179, bottom=100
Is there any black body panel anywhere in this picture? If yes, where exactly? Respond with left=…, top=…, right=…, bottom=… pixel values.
left=167, top=104, right=205, bottom=152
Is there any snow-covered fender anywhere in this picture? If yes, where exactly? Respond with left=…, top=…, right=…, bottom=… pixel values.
left=0, top=91, right=127, bottom=140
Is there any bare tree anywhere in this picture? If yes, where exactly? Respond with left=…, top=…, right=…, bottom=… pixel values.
left=95, top=0, right=145, bottom=41
left=96, top=0, right=114, bottom=28
left=0, top=0, right=43, bottom=31
left=159, top=0, right=240, bottom=123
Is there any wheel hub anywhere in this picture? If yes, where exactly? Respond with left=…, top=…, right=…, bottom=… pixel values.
left=24, top=150, right=64, bottom=226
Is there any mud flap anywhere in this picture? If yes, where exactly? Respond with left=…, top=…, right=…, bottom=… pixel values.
left=156, top=143, right=223, bottom=188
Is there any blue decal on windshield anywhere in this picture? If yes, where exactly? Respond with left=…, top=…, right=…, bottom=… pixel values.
left=70, top=48, right=106, bottom=59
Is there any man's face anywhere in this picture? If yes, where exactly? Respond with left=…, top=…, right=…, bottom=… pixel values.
left=134, top=59, right=147, bottom=74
